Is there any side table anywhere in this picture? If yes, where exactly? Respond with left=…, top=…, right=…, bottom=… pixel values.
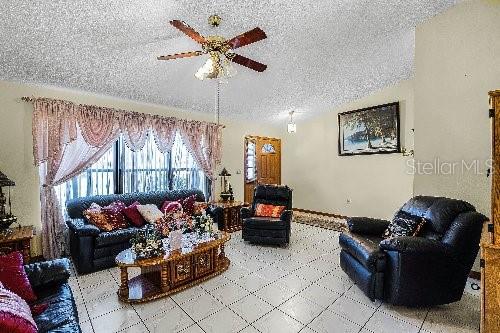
left=0, top=226, right=34, bottom=263
left=210, top=201, right=247, bottom=233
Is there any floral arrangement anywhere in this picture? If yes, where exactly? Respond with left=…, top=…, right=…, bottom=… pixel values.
left=155, top=209, right=193, bottom=237
left=193, top=212, right=214, bottom=236
left=130, top=225, right=165, bottom=259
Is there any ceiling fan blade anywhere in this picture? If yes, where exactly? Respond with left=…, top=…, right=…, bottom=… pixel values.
left=170, top=20, right=206, bottom=44
left=157, top=51, right=203, bottom=60
left=227, top=27, right=267, bottom=49
left=231, top=54, right=267, bottom=72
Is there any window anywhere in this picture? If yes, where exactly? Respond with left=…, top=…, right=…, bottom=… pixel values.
left=245, top=139, right=257, bottom=183
left=55, top=132, right=209, bottom=207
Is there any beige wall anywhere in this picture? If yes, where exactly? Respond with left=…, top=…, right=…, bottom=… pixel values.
left=281, top=80, right=415, bottom=220
left=413, top=0, right=500, bottom=217
left=0, top=80, right=280, bottom=255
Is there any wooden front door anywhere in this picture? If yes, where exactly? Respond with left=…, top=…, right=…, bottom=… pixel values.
left=244, top=136, right=281, bottom=203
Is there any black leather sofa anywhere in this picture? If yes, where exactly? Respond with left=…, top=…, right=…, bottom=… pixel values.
left=241, top=185, right=293, bottom=245
left=339, top=196, right=487, bottom=307
left=66, top=189, right=207, bottom=274
left=26, top=258, right=81, bottom=332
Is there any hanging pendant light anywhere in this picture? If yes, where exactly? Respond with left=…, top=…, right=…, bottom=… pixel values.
left=287, top=111, right=297, bottom=133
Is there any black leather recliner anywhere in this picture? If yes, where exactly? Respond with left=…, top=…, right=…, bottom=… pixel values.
left=339, top=196, right=487, bottom=307
left=241, top=185, right=293, bottom=245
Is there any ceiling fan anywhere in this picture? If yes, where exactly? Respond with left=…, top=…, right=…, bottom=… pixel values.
left=157, top=15, right=267, bottom=80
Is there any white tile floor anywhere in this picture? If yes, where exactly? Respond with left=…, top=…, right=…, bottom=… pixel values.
left=71, top=223, right=480, bottom=333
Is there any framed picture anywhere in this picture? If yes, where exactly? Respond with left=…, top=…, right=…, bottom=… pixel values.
left=338, top=102, right=400, bottom=156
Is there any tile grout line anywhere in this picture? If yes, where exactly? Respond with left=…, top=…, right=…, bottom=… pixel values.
left=417, top=308, right=430, bottom=333
left=170, top=295, right=208, bottom=333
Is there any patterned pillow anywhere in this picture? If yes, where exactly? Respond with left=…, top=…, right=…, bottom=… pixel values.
left=84, top=202, right=127, bottom=231
left=122, top=201, right=146, bottom=227
left=255, top=204, right=286, bottom=218
left=162, top=201, right=183, bottom=214
left=180, top=195, right=197, bottom=216
left=102, top=201, right=128, bottom=230
left=0, top=283, right=37, bottom=333
left=193, top=202, right=208, bottom=215
left=137, top=204, right=164, bottom=224
left=0, top=252, right=37, bottom=304
left=383, top=212, right=426, bottom=239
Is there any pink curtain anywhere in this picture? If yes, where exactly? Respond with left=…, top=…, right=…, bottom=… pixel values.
left=31, top=97, right=223, bottom=259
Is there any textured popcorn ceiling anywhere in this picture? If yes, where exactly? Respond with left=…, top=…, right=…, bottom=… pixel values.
left=0, top=0, right=458, bottom=121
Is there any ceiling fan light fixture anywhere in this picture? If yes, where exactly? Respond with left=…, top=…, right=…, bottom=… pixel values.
left=195, top=55, right=219, bottom=80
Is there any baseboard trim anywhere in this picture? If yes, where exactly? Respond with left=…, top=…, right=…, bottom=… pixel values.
left=293, top=208, right=347, bottom=220
left=469, top=270, right=480, bottom=280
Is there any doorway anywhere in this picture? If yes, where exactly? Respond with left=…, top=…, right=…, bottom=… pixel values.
left=244, top=135, right=281, bottom=203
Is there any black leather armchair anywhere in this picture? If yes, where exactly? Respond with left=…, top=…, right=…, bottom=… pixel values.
left=25, top=258, right=81, bottom=332
left=241, top=185, right=293, bottom=245
left=339, top=196, right=487, bottom=307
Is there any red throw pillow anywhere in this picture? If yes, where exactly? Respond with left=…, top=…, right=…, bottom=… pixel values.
left=0, top=283, right=37, bottom=333
left=255, top=204, right=286, bottom=218
left=102, top=201, right=128, bottom=230
left=160, top=200, right=173, bottom=213
left=181, top=195, right=197, bottom=215
left=162, top=201, right=183, bottom=214
left=0, top=252, right=37, bottom=304
left=123, top=201, right=146, bottom=227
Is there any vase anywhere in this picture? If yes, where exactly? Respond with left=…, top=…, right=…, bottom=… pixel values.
left=169, top=229, right=182, bottom=250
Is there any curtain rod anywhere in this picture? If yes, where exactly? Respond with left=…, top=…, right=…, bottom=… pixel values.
left=19, top=96, right=226, bottom=128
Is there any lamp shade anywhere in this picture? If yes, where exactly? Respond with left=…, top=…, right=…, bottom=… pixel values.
left=0, top=171, right=15, bottom=187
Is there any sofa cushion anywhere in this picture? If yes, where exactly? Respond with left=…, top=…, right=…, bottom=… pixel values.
left=180, top=195, right=197, bottom=215
left=243, top=217, right=286, bottom=230
left=339, top=233, right=386, bottom=272
left=137, top=204, right=163, bottom=224
left=255, top=204, right=285, bottom=218
left=0, top=282, right=37, bottom=333
left=384, top=212, right=426, bottom=239
left=123, top=201, right=146, bottom=227
left=33, top=284, right=79, bottom=333
left=84, top=202, right=127, bottom=232
left=66, top=189, right=205, bottom=219
left=0, top=251, right=38, bottom=304
left=95, top=227, right=142, bottom=248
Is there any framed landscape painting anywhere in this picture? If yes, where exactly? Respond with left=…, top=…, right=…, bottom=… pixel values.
left=338, top=102, right=400, bottom=156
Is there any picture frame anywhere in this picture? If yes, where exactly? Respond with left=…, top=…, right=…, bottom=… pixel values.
left=338, top=102, right=400, bottom=156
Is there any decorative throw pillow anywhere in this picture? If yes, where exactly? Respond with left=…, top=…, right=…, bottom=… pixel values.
left=193, top=202, right=208, bottom=215
left=0, top=252, right=37, bottom=304
left=255, top=204, right=286, bottom=218
left=0, top=283, right=37, bottom=333
left=83, top=203, right=111, bottom=231
left=123, top=201, right=146, bottom=227
left=383, top=212, right=427, bottom=239
left=102, top=201, right=128, bottom=230
left=180, top=195, right=197, bottom=216
left=137, top=204, right=164, bottom=224
left=162, top=201, right=183, bottom=214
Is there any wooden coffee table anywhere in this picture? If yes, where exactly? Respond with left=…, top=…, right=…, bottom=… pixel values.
left=115, top=232, right=230, bottom=303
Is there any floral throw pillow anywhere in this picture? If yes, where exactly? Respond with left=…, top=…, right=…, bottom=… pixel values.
left=193, top=202, right=208, bottom=215
left=383, top=212, right=426, bottom=239
left=180, top=195, right=197, bottom=216
left=0, top=282, right=37, bottom=333
left=255, top=204, right=286, bottom=218
left=137, top=204, right=164, bottom=224
left=83, top=202, right=127, bottom=231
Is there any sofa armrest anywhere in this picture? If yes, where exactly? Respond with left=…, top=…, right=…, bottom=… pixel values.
left=67, top=218, right=100, bottom=237
left=241, top=207, right=253, bottom=220
left=280, top=210, right=293, bottom=223
left=24, top=258, right=71, bottom=289
left=347, top=217, right=390, bottom=235
left=380, top=236, right=453, bottom=256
